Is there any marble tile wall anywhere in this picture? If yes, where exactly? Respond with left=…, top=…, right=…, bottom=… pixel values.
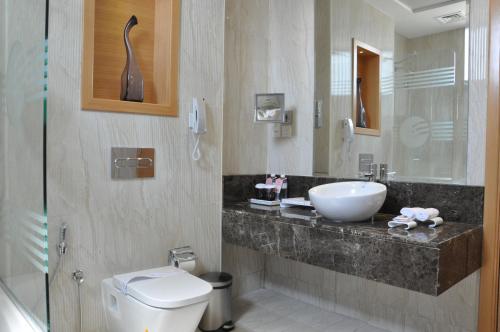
left=328, top=0, right=395, bottom=179
left=223, top=0, right=269, bottom=175
left=266, top=0, right=315, bottom=176
left=313, top=0, right=331, bottom=175
left=224, top=248, right=480, bottom=332
left=223, top=0, right=315, bottom=176
left=222, top=243, right=265, bottom=298
left=265, top=256, right=480, bottom=332
left=47, top=1, right=225, bottom=331
left=468, top=0, right=489, bottom=186
left=223, top=175, right=484, bottom=224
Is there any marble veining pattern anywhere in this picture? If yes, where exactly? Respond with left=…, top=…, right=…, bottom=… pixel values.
left=224, top=175, right=484, bottom=224
left=223, top=0, right=315, bottom=176
left=48, top=1, right=225, bottom=331
left=467, top=0, right=489, bottom=186
left=222, top=243, right=265, bottom=298
left=328, top=0, right=395, bottom=179
left=223, top=0, right=269, bottom=175
left=222, top=249, right=480, bottom=332
left=264, top=256, right=480, bottom=332
left=266, top=0, right=315, bottom=176
left=222, top=203, right=482, bottom=295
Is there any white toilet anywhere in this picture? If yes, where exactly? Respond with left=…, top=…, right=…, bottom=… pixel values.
left=101, top=266, right=213, bottom=332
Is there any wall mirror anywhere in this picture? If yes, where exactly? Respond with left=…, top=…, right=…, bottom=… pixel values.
left=223, top=0, right=482, bottom=186
left=314, top=0, right=470, bottom=183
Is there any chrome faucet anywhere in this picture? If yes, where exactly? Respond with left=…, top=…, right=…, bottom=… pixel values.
left=379, top=163, right=388, bottom=182
left=362, top=163, right=378, bottom=182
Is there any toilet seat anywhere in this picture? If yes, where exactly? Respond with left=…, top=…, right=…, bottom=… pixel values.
left=112, top=266, right=213, bottom=309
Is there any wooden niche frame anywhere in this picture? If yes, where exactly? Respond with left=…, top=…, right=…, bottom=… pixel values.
left=352, top=39, right=381, bottom=136
left=82, top=0, right=180, bottom=116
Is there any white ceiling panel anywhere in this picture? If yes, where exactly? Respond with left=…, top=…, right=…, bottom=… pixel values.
left=364, top=0, right=468, bottom=38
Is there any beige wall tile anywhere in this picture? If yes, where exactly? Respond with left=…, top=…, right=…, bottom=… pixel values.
left=223, top=0, right=315, bottom=176
left=47, top=1, right=225, bottom=331
left=254, top=255, right=479, bottom=332
left=223, top=0, right=269, bottom=175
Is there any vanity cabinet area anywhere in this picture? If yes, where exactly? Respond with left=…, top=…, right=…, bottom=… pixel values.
left=222, top=175, right=483, bottom=296
left=219, top=0, right=490, bottom=330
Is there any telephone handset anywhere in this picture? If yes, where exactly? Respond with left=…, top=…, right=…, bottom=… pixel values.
left=342, top=118, right=354, bottom=143
left=190, top=98, right=207, bottom=161
left=189, top=97, right=207, bottom=135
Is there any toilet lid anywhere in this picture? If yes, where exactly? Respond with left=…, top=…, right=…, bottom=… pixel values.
left=114, top=267, right=213, bottom=309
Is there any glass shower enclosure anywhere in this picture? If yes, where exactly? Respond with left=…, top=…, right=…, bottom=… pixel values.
left=0, top=0, right=50, bottom=330
left=393, top=32, right=469, bottom=184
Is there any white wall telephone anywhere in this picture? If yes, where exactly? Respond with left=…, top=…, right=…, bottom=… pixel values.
left=190, top=97, right=207, bottom=135
left=342, top=118, right=354, bottom=143
left=189, top=98, right=207, bottom=160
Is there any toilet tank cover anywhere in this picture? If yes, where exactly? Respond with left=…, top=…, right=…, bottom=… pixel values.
left=113, top=266, right=213, bottom=309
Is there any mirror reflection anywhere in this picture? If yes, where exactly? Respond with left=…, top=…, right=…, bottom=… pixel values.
left=314, top=0, right=470, bottom=183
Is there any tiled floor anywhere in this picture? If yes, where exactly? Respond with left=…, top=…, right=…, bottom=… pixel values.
left=231, top=289, right=389, bottom=332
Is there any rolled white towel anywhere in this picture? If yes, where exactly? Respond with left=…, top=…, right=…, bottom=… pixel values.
left=388, top=216, right=418, bottom=230
left=392, top=215, right=413, bottom=221
left=427, top=217, right=444, bottom=228
left=415, top=208, right=440, bottom=222
left=400, top=207, right=424, bottom=218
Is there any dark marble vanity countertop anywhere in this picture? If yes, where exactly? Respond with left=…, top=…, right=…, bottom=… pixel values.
left=222, top=202, right=482, bottom=296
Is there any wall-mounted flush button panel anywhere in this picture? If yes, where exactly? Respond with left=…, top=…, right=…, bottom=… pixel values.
left=111, top=147, right=155, bottom=179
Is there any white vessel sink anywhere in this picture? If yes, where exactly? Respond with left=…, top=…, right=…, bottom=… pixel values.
left=308, top=181, right=387, bottom=222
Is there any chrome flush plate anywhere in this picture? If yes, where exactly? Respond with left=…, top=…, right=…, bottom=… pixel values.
left=111, top=147, right=155, bottom=179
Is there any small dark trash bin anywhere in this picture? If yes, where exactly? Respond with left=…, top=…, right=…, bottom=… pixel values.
left=198, top=272, right=234, bottom=332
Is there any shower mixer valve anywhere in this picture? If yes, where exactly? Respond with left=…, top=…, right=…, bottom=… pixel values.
left=72, top=270, right=85, bottom=285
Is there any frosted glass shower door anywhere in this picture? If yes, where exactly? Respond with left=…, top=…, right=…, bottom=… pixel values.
left=0, top=0, right=49, bottom=330
left=393, top=46, right=468, bottom=184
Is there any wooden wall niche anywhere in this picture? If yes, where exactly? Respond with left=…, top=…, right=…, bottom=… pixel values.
left=82, top=0, right=180, bottom=116
left=352, top=39, right=381, bottom=136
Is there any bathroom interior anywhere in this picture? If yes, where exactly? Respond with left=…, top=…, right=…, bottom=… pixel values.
left=1, top=0, right=499, bottom=331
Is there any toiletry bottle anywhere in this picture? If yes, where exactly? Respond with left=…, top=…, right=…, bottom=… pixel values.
left=275, top=177, right=283, bottom=200
left=271, top=174, right=277, bottom=184
left=265, top=174, right=273, bottom=185
left=280, top=174, right=288, bottom=199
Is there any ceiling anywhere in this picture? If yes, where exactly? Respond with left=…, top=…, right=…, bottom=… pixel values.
left=364, top=0, right=469, bottom=39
